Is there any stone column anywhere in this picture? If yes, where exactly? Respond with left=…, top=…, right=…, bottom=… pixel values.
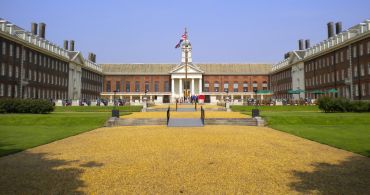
left=191, top=78, right=194, bottom=95
left=130, top=95, right=133, bottom=103
left=179, top=78, right=183, bottom=97
left=198, top=78, right=202, bottom=94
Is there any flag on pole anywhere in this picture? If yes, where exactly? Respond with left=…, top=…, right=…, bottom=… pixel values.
left=175, top=39, right=183, bottom=48
left=175, top=32, right=187, bottom=49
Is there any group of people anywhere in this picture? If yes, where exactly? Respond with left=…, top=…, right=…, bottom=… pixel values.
left=176, top=95, right=199, bottom=104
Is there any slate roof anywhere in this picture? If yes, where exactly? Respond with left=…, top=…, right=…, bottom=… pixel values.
left=101, top=63, right=272, bottom=75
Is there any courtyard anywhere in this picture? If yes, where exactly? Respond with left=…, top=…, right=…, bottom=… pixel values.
left=0, top=107, right=370, bottom=194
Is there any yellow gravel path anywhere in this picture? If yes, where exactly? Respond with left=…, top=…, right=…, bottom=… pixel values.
left=121, top=111, right=250, bottom=118
left=0, top=126, right=369, bottom=194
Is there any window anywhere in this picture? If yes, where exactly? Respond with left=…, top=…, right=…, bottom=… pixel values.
left=367, top=41, right=370, bottom=54
left=353, top=46, right=357, bottom=58
left=135, top=81, right=140, bottom=92
left=106, top=81, right=111, bottom=92
left=223, top=82, right=229, bottom=92
left=354, top=66, right=358, bottom=77
left=2, top=42, right=6, bottom=55
left=233, top=82, right=238, bottom=92
left=125, top=81, right=130, bottom=92
left=360, top=64, right=365, bottom=76
left=9, top=44, right=13, bottom=56
left=164, top=81, right=170, bottom=92
left=340, top=51, right=344, bottom=62
left=362, top=83, right=366, bottom=96
left=8, top=85, right=11, bottom=97
left=8, top=65, right=12, bottom=77
left=1, top=63, right=5, bottom=76
left=115, top=81, right=120, bottom=92
left=214, top=82, right=219, bottom=92
left=368, top=63, right=370, bottom=75
left=359, top=44, right=363, bottom=56
left=0, top=83, right=3, bottom=96
left=342, top=69, right=345, bottom=80
left=145, top=81, right=149, bottom=92
left=262, top=81, right=268, bottom=90
left=154, top=81, right=159, bottom=92
left=204, top=82, right=209, bottom=92
left=15, top=66, right=18, bottom=78
left=14, top=85, right=17, bottom=98
left=347, top=48, right=350, bottom=60
left=355, top=85, right=359, bottom=96
left=253, top=81, right=258, bottom=92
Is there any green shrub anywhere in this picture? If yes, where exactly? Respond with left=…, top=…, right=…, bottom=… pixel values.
left=317, top=96, right=332, bottom=112
left=350, top=101, right=369, bottom=113
left=0, top=99, right=54, bottom=114
left=317, top=96, right=370, bottom=113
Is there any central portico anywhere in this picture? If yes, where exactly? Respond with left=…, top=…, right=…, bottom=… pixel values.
left=170, top=29, right=203, bottom=101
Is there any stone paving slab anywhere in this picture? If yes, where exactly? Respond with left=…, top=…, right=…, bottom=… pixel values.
left=167, top=118, right=204, bottom=127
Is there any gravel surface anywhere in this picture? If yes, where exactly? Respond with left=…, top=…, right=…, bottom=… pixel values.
left=0, top=126, right=369, bottom=194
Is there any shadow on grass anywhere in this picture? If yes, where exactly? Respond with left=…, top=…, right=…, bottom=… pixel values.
left=0, top=150, right=103, bottom=194
left=290, top=156, right=370, bottom=194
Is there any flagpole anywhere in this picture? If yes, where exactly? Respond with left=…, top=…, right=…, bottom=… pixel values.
left=184, top=27, right=188, bottom=100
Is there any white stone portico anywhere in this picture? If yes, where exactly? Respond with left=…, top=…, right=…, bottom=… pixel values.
left=170, top=63, right=203, bottom=101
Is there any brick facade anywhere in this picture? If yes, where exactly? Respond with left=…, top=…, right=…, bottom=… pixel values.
left=0, top=36, right=69, bottom=99
left=103, top=75, right=171, bottom=93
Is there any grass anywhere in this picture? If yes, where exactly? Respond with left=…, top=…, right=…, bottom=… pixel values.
left=256, top=111, right=370, bottom=157
left=231, top=105, right=319, bottom=112
left=0, top=112, right=111, bottom=157
left=54, top=105, right=142, bottom=112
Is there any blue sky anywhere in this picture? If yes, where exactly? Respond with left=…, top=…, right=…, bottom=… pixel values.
left=1, top=0, right=369, bottom=63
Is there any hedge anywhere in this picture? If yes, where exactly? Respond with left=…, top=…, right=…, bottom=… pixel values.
left=317, top=96, right=370, bottom=113
left=0, top=99, right=54, bottom=114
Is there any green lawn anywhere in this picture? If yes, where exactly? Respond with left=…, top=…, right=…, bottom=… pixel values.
left=54, top=105, right=142, bottom=112
left=255, top=111, right=370, bottom=157
left=231, top=105, right=319, bottom=112
left=0, top=113, right=112, bottom=157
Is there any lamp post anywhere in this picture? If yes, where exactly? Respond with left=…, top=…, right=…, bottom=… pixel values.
left=112, top=90, right=119, bottom=117
left=142, top=89, right=148, bottom=112
left=225, top=89, right=230, bottom=111
left=252, top=89, right=259, bottom=118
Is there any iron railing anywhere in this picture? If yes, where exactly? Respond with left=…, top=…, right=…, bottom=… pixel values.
left=166, top=106, right=170, bottom=125
left=200, top=106, right=205, bottom=125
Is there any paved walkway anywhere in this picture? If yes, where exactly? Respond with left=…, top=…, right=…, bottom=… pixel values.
left=0, top=125, right=369, bottom=194
left=167, top=118, right=203, bottom=127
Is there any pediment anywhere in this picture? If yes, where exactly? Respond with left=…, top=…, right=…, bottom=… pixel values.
left=70, top=52, right=85, bottom=65
left=170, top=63, right=204, bottom=74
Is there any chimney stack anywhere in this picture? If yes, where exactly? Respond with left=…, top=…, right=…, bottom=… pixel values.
left=93, top=54, right=96, bottom=62
left=298, top=39, right=305, bottom=50
left=39, top=22, right=46, bottom=38
left=305, top=39, right=311, bottom=49
left=284, top=52, right=290, bottom=59
left=327, top=22, right=334, bottom=38
left=88, top=52, right=93, bottom=61
left=335, top=22, right=342, bottom=34
left=31, top=23, right=38, bottom=35
left=63, top=40, right=69, bottom=50
left=70, top=40, right=75, bottom=51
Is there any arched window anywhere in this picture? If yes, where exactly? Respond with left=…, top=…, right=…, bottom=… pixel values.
left=214, top=81, right=219, bottom=92
left=204, top=81, right=209, bottom=92
left=135, top=81, right=140, bottom=92
left=243, top=82, right=248, bottom=92
left=262, top=81, right=268, bottom=90
left=223, top=82, right=229, bottom=92
left=233, top=82, right=238, bottom=92
left=145, top=81, right=150, bottom=92
left=253, top=81, right=258, bottom=92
